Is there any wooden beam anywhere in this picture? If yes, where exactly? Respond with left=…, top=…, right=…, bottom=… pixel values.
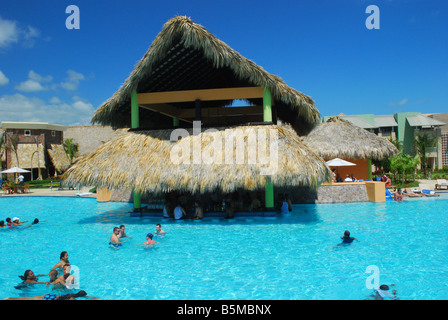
left=179, top=106, right=263, bottom=119
left=137, top=87, right=264, bottom=105
left=139, top=103, right=192, bottom=124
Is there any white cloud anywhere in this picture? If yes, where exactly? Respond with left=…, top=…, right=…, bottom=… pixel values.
left=0, top=70, right=9, bottom=86
left=15, top=70, right=53, bottom=92
left=0, top=16, right=18, bottom=48
left=388, top=98, right=408, bottom=107
left=60, top=70, right=85, bottom=90
left=0, top=93, right=95, bottom=125
left=0, top=15, right=40, bottom=49
left=29, top=70, right=52, bottom=83
left=15, top=79, right=47, bottom=92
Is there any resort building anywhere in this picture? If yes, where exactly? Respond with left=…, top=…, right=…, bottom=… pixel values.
left=324, top=112, right=447, bottom=170
left=0, top=121, right=67, bottom=180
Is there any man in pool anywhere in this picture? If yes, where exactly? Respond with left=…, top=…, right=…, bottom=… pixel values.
left=340, top=230, right=358, bottom=244
left=155, top=224, right=166, bottom=235
left=110, top=227, right=123, bottom=247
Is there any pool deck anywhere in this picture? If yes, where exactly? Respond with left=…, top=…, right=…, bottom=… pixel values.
left=0, top=186, right=97, bottom=198
left=1, top=180, right=447, bottom=200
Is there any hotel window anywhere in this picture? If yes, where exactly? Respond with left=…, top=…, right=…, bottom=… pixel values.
left=24, top=130, right=31, bottom=136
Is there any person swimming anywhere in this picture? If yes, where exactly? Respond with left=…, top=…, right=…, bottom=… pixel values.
left=374, top=284, right=398, bottom=300
left=340, top=230, right=358, bottom=244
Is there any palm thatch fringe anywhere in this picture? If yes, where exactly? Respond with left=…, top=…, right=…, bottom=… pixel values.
left=301, top=116, right=399, bottom=160
left=47, top=144, right=70, bottom=173
left=63, top=124, right=331, bottom=194
left=92, top=16, right=319, bottom=135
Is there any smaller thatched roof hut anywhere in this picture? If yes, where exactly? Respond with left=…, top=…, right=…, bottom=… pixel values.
left=302, top=116, right=398, bottom=160
left=63, top=124, right=331, bottom=194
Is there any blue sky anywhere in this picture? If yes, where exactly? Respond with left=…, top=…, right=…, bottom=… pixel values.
left=0, top=0, right=446, bottom=125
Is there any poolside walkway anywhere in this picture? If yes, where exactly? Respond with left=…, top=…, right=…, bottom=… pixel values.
left=0, top=186, right=97, bottom=198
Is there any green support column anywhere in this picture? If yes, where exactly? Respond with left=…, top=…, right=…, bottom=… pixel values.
left=131, top=89, right=141, bottom=210
left=367, top=158, right=373, bottom=180
left=263, top=87, right=274, bottom=208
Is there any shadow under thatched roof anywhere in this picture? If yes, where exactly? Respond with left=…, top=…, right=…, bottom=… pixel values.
left=92, top=16, right=320, bottom=136
left=301, top=116, right=399, bottom=160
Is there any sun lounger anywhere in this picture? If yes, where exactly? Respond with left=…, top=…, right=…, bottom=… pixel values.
left=421, top=189, right=440, bottom=197
left=76, top=192, right=93, bottom=197
left=435, top=179, right=448, bottom=190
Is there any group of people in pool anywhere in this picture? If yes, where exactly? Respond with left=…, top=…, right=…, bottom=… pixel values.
left=7, top=251, right=96, bottom=300
left=339, top=230, right=399, bottom=300
left=161, top=193, right=293, bottom=220
left=109, top=224, right=166, bottom=248
left=0, top=217, right=40, bottom=228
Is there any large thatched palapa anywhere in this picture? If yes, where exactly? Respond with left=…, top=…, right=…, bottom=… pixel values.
left=64, top=16, right=332, bottom=206
left=302, top=116, right=398, bottom=180
left=91, top=16, right=319, bottom=136
left=63, top=124, right=331, bottom=194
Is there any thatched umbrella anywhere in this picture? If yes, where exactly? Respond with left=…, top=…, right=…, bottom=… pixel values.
left=63, top=124, right=331, bottom=194
left=301, top=116, right=398, bottom=160
left=91, top=16, right=320, bottom=136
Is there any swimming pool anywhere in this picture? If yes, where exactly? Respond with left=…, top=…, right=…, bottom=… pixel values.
left=1, top=196, right=447, bottom=300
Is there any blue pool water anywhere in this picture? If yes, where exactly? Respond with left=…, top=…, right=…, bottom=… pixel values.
left=1, top=196, right=447, bottom=300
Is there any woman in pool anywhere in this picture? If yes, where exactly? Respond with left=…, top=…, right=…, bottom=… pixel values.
left=393, top=188, right=403, bottom=202
left=51, top=251, right=70, bottom=271
left=20, top=270, right=50, bottom=285
left=280, top=194, right=292, bottom=214
left=0, top=220, right=5, bottom=228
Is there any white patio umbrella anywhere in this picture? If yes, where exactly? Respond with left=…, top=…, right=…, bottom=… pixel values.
left=326, top=158, right=356, bottom=182
left=325, top=158, right=356, bottom=167
left=0, top=167, right=31, bottom=183
left=0, top=167, right=31, bottom=174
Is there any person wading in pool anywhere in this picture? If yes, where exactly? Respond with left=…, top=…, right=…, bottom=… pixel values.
left=51, top=251, right=70, bottom=272
left=340, top=230, right=358, bottom=244
left=20, top=270, right=50, bottom=285
left=110, top=227, right=123, bottom=247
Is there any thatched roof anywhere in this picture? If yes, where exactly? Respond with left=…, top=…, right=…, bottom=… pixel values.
left=301, top=116, right=398, bottom=160
left=47, top=144, right=70, bottom=173
left=63, top=124, right=331, bottom=194
left=9, top=144, right=46, bottom=169
left=92, top=16, right=319, bottom=135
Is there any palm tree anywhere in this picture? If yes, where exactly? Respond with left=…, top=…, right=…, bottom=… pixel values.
left=63, top=138, right=79, bottom=167
left=413, top=131, right=438, bottom=178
